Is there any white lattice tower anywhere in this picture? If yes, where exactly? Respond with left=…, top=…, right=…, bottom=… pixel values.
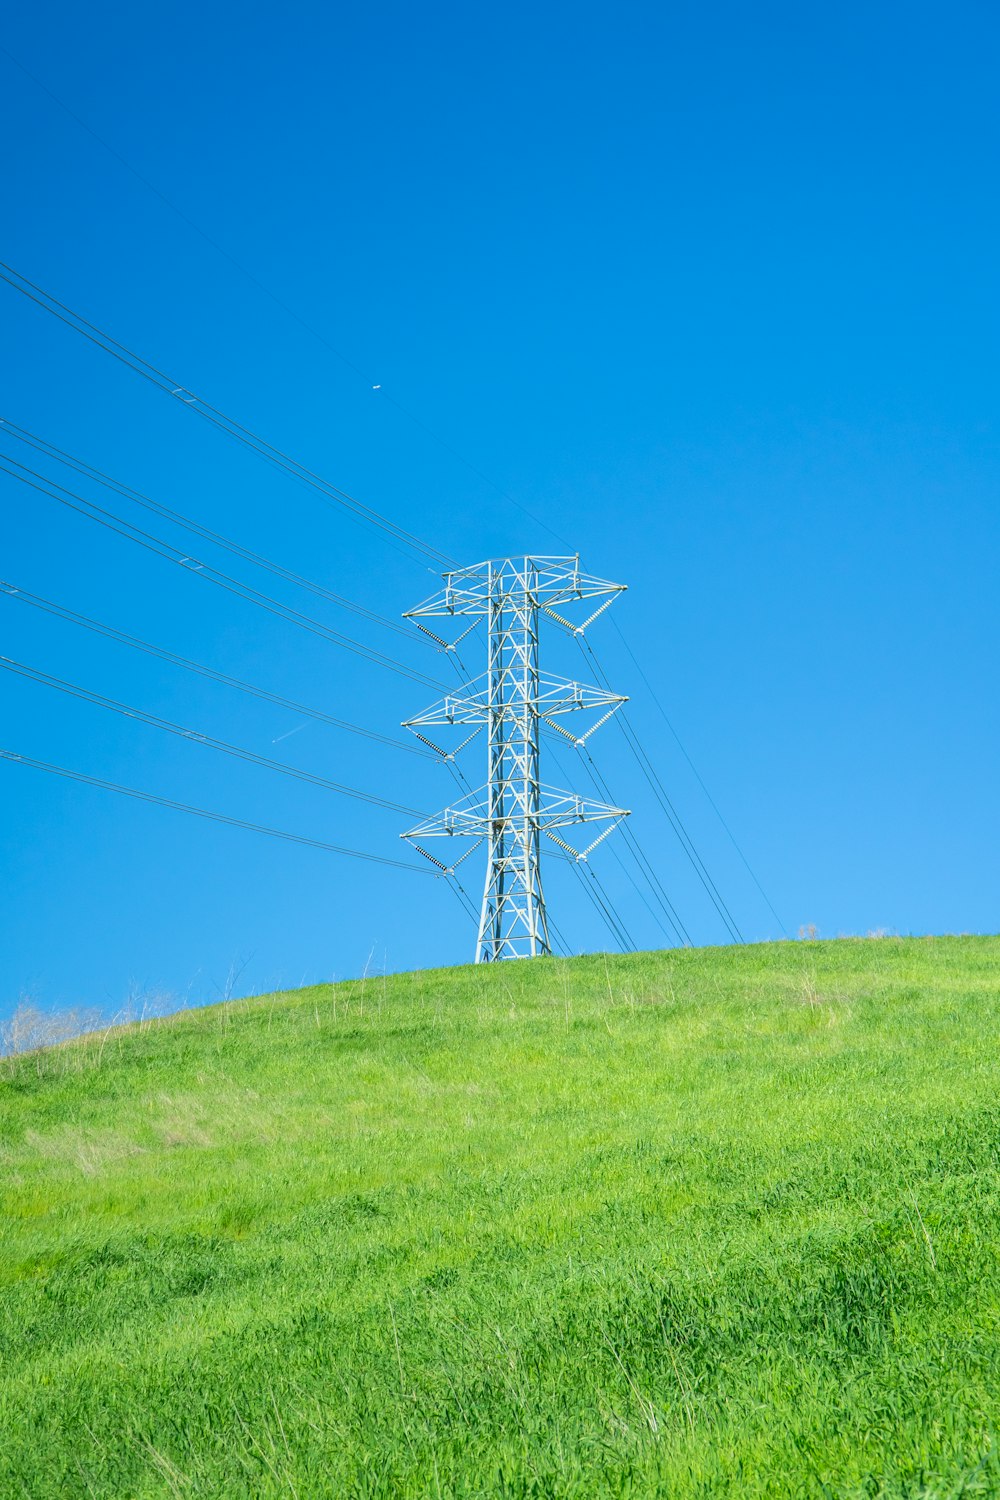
left=402, top=556, right=628, bottom=962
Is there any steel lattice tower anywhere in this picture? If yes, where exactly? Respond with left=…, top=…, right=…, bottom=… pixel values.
left=402, top=556, right=629, bottom=961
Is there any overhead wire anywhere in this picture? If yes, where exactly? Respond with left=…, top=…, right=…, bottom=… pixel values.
left=0, top=655, right=424, bottom=818
left=568, top=741, right=691, bottom=947
left=0, top=417, right=420, bottom=644
left=0, top=749, right=430, bottom=873
left=578, top=635, right=745, bottom=944
left=0, top=581, right=430, bottom=759
left=610, top=614, right=789, bottom=937
left=0, top=46, right=575, bottom=553
left=546, top=735, right=687, bottom=947
left=568, top=857, right=632, bottom=953
left=570, top=760, right=687, bottom=947
left=410, top=628, right=482, bottom=799
left=585, top=862, right=636, bottom=951
left=0, top=260, right=457, bottom=570
left=548, top=920, right=572, bottom=959
left=0, top=456, right=447, bottom=692
left=610, top=710, right=743, bottom=944
left=535, top=730, right=635, bottom=952
left=444, top=872, right=480, bottom=928
left=0, top=265, right=469, bottom=901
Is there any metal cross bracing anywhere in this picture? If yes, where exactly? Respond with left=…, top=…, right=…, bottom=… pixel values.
left=401, top=556, right=630, bottom=962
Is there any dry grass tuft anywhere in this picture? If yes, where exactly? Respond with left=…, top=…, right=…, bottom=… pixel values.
left=22, top=1126, right=146, bottom=1177
left=1, top=1001, right=103, bottom=1061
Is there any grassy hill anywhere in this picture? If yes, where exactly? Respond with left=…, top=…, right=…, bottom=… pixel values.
left=4, top=937, right=1000, bottom=1497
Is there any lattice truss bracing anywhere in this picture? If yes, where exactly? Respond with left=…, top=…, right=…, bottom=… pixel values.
left=401, top=556, right=629, bottom=962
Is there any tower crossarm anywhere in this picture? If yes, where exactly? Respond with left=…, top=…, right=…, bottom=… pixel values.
left=404, top=556, right=625, bottom=630
left=535, top=677, right=626, bottom=716
left=401, top=785, right=628, bottom=843
left=403, top=674, right=626, bottom=732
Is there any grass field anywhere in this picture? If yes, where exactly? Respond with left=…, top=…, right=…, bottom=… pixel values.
left=4, top=936, right=1000, bottom=1497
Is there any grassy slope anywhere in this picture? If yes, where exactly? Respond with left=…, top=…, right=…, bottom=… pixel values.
left=3, top=938, right=1000, bottom=1498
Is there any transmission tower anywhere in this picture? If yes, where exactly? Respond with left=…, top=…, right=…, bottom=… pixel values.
left=401, top=556, right=629, bottom=962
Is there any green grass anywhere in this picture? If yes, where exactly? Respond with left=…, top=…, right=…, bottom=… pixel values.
left=4, top=937, right=1000, bottom=1497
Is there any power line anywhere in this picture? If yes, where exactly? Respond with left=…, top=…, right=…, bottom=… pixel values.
left=0, top=260, right=456, bottom=569
left=0, top=455, right=447, bottom=692
left=0, top=45, right=575, bottom=553
left=610, top=615, right=789, bottom=938
left=569, top=744, right=690, bottom=946
left=614, top=707, right=743, bottom=944
left=581, top=750, right=691, bottom=945
left=546, top=912, right=573, bottom=959
left=568, top=858, right=631, bottom=953
left=614, top=706, right=743, bottom=943
left=579, top=636, right=745, bottom=944
left=444, top=871, right=480, bottom=929
left=586, top=863, right=636, bottom=952
left=546, top=734, right=688, bottom=947
left=593, top=833, right=679, bottom=947
left=0, top=655, right=424, bottom=819
left=0, top=581, right=429, bottom=760
left=0, top=749, right=430, bottom=873
left=0, top=418, right=420, bottom=645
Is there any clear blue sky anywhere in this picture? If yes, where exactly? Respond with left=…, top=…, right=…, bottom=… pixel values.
left=2, top=1, right=998, bottom=1019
